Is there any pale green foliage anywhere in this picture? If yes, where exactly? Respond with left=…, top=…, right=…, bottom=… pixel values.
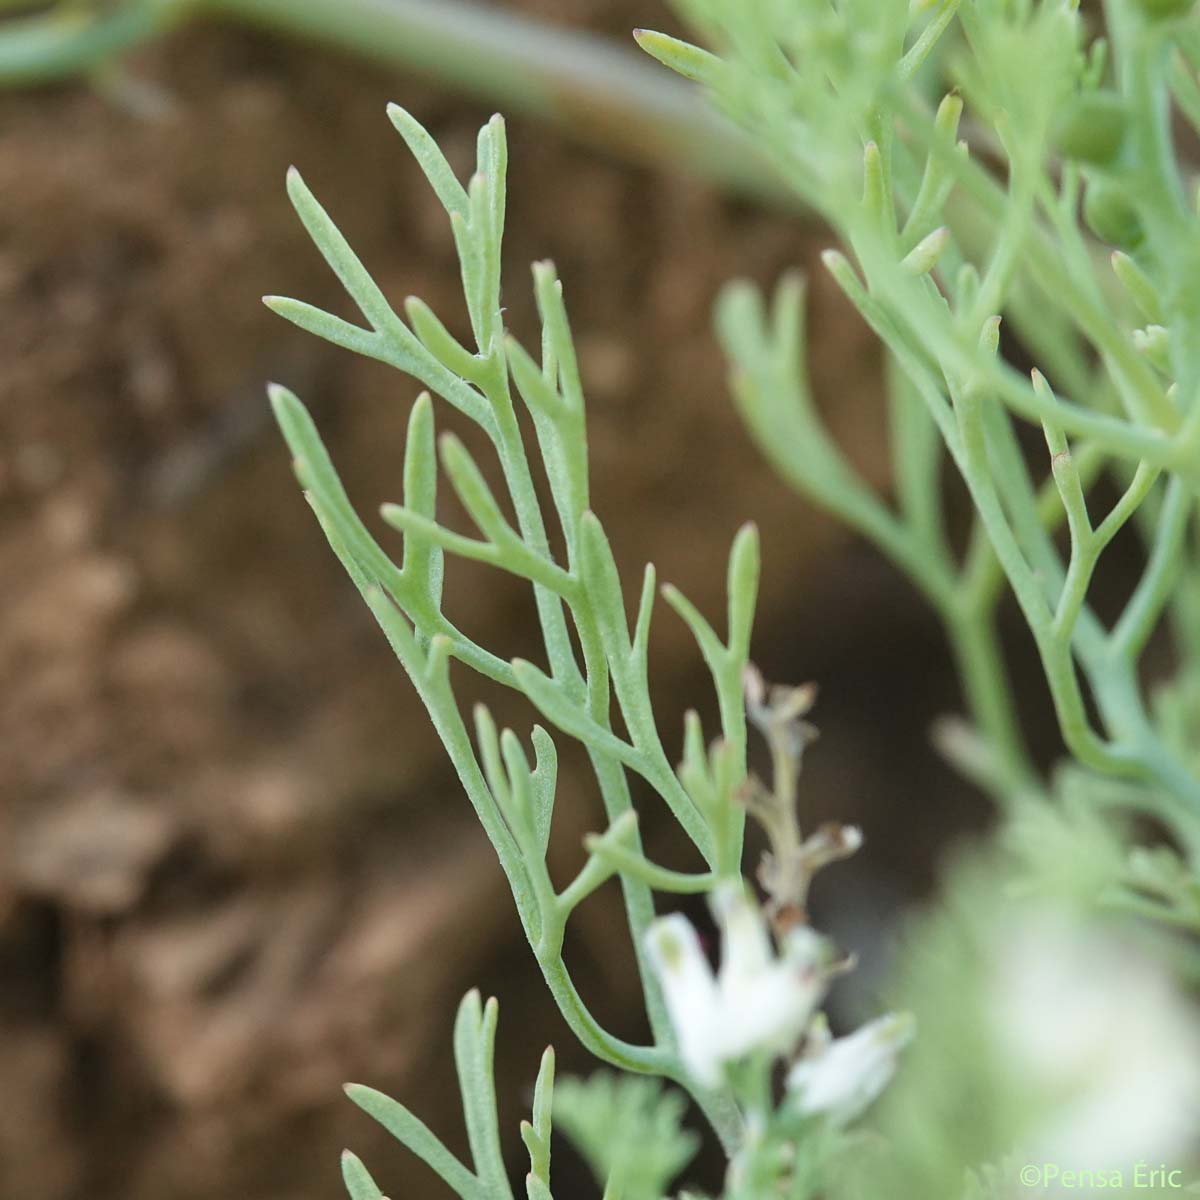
left=341, top=994, right=554, bottom=1200
left=342, top=991, right=514, bottom=1200
left=268, top=97, right=761, bottom=987
left=267, top=99, right=774, bottom=1196
left=643, top=0, right=1200, bottom=894
left=267, top=92, right=901, bottom=1200
left=260, top=0, right=1200, bottom=1196
left=552, top=1073, right=699, bottom=1200
left=838, top=846, right=1200, bottom=1198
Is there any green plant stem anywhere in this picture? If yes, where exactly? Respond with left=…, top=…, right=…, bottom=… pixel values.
left=212, top=0, right=785, bottom=202
left=0, top=0, right=787, bottom=197
left=0, top=0, right=192, bottom=82
left=943, top=601, right=1030, bottom=784
left=889, top=90, right=1177, bottom=436
left=586, top=751, right=676, bottom=1042
left=479, top=324, right=747, bottom=1148
left=489, top=385, right=581, bottom=690
left=1111, top=477, right=1191, bottom=662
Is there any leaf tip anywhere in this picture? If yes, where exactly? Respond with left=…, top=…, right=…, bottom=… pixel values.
left=266, top=381, right=300, bottom=419
left=285, top=165, right=309, bottom=202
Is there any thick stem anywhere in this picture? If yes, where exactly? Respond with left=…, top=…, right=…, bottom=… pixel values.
left=207, top=0, right=784, bottom=201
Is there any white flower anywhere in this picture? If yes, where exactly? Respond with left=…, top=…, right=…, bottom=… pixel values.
left=644, top=882, right=828, bottom=1088
left=644, top=914, right=723, bottom=1086
left=991, top=912, right=1200, bottom=1166
left=785, top=1012, right=914, bottom=1126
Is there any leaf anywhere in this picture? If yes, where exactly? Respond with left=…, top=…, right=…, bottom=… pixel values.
left=661, top=583, right=724, bottom=680
left=578, top=512, right=631, bottom=661
left=630, top=564, right=657, bottom=673
left=512, top=659, right=636, bottom=766
left=453, top=992, right=513, bottom=1200
left=521, top=1045, right=555, bottom=1185
left=405, top=296, right=487, bottom=384
left=553, top=1073, right=699, bottom=1200
left=633, top=29, right=726, bottom=88
left=725, top=522, right=759, bottom=665
left=344, top=1084, right=480, bottom=1200
left=387, top=103, right=469, bottom=217
left=439, top=433, right=512, bottom=546
left=532, top=262, right=583, bottom=413
left=263, top=297, right=380, bottom=361
left=529, top=725, right=558, bottom=854
left=285, top=167, right=401, bottom=336
left=474, top=704, right=513, bottom=824
left=401, top=393, right=444, bottom=607
left=525, top=1177, right=554, bottom=1200
left=507, top=334, right=564, bottom=419
left=268, top=385, right=407, bottom=599
left=341, top=1151, right=386, bottom=1200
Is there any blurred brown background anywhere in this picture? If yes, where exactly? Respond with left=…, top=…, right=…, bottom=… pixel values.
left=0, top=3, right=1023, bottom=1197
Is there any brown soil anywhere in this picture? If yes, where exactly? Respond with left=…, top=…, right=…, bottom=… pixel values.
left=0, top=7, right=982, bottom=1199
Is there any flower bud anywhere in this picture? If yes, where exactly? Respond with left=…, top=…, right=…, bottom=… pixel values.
left=1133, top=324, right=1172, bottom=374
left=786, top=1012, right=915, bottom=1126
left=1083, top=180, right=1144, bottom=249
left=1053, top=92, right=1127, bottom=166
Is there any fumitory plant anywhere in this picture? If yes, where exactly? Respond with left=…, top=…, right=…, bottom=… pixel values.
left=261, top=0, right=1200, bottom=1197
left=268, top=99, right=907, bottom=1198
left=640, top=0, right=1200, bottom=870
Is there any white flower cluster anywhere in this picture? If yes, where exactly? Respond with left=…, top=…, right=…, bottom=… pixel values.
left=645, top=882, right=912, bottom=1126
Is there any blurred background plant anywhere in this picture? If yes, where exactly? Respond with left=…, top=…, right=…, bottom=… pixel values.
left=7, top=0, right=1200, bottom=1195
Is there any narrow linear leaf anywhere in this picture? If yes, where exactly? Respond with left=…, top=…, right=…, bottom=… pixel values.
left=405, top=296, right=487, bottom=384
left=387, top=102, right=469, bottom=217
left=508, top=333, right=564, bottom=418
left=529, top=725, right=558, bottom=853
left=578, top=512, right=631, bottom=660
left=662, top=583, right=725, bottom=677
left=269, top=385, right=407, bottom=599
left=381, top=503, right=498, bottom=569
left=532, top=1045, right=555, bottom=1151
left=533, top=262, right=583, bottom=413
left=633, top=28, right=726, bottom=87
left=402, top=393, right=444, bottom=606
left=453, top=992, right=513, bottom=1200
left=439, top=433, right=514, bottom=546
left=631, top=563, right=657, bottom=670
left=264, top=297, right=380, bottom=360
left=341, top=1151, right=385, bottom=1200
left=286, top=167, right=400, bottom=335
left=726, top=522, right=760, bottom=663
left=344, top=1084, right=480, bottom=1200
left=512, top=659, right=638, bottom=766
